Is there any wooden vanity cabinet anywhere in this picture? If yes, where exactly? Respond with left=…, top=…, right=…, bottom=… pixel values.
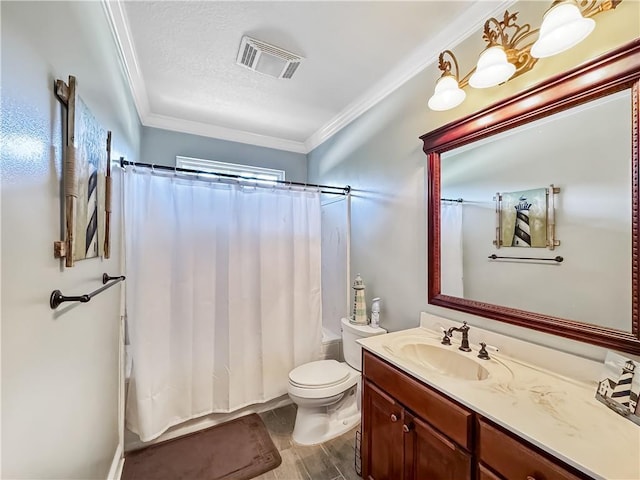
left=477, top=419, right=585, bottom=480
left=362, top=351, right=473, bottom=480
left=361, top=350, right=592, bottom=480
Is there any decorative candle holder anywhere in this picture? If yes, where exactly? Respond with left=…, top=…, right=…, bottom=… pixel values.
left=351, top=273, right=368, bottom=325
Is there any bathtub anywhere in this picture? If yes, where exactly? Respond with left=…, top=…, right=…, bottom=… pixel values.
left=321, top=327, right=342, bottom=361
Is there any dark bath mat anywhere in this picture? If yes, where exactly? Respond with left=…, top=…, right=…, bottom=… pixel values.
left=121, top=413, right=281, bottom=480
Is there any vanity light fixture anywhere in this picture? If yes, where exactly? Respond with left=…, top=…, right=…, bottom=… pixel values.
left=428, top=51, right=466, bottom=111
left=427, top=0, right=622, bottom=111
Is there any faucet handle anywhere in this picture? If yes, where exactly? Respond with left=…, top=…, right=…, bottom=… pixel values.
left=477, top=342, right=490, bottom=360
left=440, top=329, right=451, bottom=345
left=477, top=342, right=499, bottom=360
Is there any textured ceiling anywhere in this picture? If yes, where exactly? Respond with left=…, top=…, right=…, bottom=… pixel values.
left=108, top=1, right=508, bottom=152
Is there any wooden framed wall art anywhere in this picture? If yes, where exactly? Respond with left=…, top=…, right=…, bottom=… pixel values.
left=54, top=75, right=112, bottom=266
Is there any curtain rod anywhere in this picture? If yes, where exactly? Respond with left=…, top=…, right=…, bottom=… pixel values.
left=119, top=159, right=351, bottom=195
left=441, top=197, right=464, bottom=203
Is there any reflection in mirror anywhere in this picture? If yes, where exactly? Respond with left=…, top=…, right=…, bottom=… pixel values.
left=440, top=91, right=632, bottom=332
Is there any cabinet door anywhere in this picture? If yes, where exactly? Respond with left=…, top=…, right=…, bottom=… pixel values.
left=362, top=380, right=404, bottom=480
left=405, top=413, right=472, bottom=480
left=478, top=464, right=503, bottom=480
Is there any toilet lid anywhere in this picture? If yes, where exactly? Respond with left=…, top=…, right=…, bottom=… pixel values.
left=289, top=360, right=351, bottom=388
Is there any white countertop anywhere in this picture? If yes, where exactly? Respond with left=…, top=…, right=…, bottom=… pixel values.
left=358, top=325, right=640, bottom=480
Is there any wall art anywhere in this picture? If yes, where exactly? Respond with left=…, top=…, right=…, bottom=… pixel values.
left=54, top=75, right=112, bottom=266
left=493, top=185, right=560, bottom=250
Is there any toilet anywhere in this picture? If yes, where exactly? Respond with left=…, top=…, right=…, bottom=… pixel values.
left=287, top=317, right=387, bottom=445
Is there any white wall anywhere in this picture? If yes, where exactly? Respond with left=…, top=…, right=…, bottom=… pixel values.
left=308, top=0, right=640, bottom=359
left=1, top=2, right=141, bottom=478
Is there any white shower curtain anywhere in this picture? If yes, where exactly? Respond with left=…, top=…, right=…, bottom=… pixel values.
left=440, top=201, right=464, bottom=297
left=123, top=168, right=322, bottom=441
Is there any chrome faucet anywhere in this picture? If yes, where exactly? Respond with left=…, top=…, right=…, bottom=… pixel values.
left=443, top=321, right=471, bottom=352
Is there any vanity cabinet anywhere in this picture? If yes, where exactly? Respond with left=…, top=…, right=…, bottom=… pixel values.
left=362, top=350, right=591, bottom=480
left=477, top=420, right=582, bottom=480
left=362, top=351, right=473, bottom=480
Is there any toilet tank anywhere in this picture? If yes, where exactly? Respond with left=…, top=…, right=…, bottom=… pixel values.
left=341, top=317, right=387, bottom=371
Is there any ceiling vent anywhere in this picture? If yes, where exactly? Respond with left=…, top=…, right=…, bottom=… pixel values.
left=236, top=36, right=303, bottom=79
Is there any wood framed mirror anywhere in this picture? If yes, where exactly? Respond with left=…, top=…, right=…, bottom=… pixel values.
left=421, top=39, right=640, bottom=355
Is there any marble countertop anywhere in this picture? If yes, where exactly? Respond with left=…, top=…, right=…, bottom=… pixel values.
left=358, top=326, right=640, bottom=480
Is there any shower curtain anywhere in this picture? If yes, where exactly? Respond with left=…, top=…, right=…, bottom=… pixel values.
left=440, top=201, right=464, bottom=297
left=123, top=168, right=322, bottom=441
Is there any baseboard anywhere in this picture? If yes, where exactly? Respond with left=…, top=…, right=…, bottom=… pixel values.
left=107, top=443, right=124, bottom=480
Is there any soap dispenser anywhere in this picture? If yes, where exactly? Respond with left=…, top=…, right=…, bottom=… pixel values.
left=371, top=297, right=381, bottom=328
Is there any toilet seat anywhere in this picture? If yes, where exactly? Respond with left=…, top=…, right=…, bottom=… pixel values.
left=288, top=360, right=359, bottom=399
left=289, top=360, right=350, bottom=389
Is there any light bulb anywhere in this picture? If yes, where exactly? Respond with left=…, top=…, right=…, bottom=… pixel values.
left=469, top=46, right=516, bottom=89
left=531, top=0, right=595, bottom=58
left=428, top=75, right=466, bottom=111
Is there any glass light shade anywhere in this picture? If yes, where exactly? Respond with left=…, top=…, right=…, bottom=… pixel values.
left=428, top=75, right=466, bottom=111
left=469, top=46, right=516, bottom=89
left=531, top=1, right=595, bottom=58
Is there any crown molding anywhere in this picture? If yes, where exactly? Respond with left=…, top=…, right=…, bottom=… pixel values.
left=145, top=112, right=308, bottom=154
left=304, top=0, right=516, bottom=153
left=102, top=0, right=151, bottom=119
left=103, top=0, right=514, bottom=155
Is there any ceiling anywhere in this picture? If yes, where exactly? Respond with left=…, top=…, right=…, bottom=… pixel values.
left=105, top=1, right=509, bottom=153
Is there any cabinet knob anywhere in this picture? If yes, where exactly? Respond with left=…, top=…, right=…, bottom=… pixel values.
left=390, top=414, right=398, bottom=422
left=402, top=424, right=412, bottom=433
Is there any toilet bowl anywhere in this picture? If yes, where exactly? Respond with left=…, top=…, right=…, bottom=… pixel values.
left=287, top=317, right=387, bottom=445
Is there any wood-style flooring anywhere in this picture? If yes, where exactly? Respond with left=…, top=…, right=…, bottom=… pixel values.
left=255, top=404, right=361, bottom=480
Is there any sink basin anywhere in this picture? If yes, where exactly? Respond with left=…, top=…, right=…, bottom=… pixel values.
left=398, top=343, right=489, bottom=381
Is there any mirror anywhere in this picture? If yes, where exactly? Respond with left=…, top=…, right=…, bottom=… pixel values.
left=441, top=91, right=631, bottom=330
left=421, top=39, right=640, bottom=355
